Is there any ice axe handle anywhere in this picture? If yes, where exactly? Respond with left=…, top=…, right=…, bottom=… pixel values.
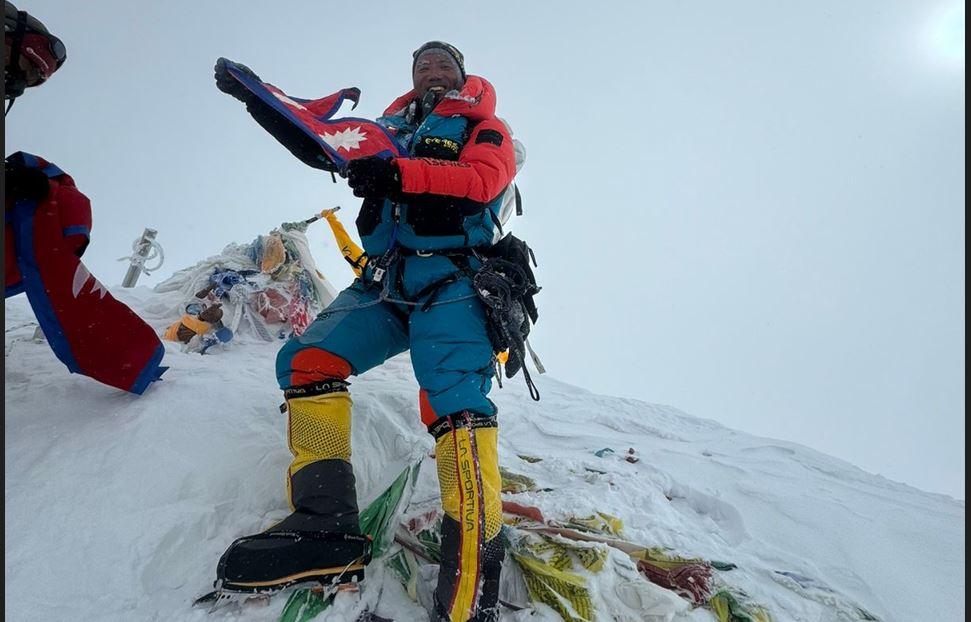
left=304, top=206, right=341, bottom=224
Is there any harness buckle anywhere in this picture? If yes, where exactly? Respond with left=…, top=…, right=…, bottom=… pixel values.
left=369, top=247, right=399, bottom=284
left=416, top=250, right=434, bottom=257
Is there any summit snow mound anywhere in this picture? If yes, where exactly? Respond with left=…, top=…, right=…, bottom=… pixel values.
left=4, top=286, right=964, bottom=621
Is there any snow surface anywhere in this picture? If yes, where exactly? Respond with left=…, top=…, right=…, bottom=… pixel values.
left=4, top=280, right=964, bottom=622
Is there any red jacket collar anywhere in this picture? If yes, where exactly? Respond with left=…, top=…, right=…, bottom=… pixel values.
left=383, top=75, right=497, bottom=122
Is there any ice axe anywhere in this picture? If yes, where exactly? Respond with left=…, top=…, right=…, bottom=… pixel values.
left=281, top=206, right=340, bottom=232
left=302, top=205, right=341, bottom=225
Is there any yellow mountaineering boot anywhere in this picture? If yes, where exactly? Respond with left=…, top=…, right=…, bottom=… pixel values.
left=213, top=380, right=370, bottom=594
left=429, top=412, right=504, bottom=622
left=277, top=381, right=359, bottom=534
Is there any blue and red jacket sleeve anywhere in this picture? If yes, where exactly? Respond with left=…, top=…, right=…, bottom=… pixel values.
left=394, top=118, right=516, bottom=203
left=53, top=173, right=93, bottom=257
left=5, top=157, right=92, bottom=290
left=5, top=151, right=166, bottom=395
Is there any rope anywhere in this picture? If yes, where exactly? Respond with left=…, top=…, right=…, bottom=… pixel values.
left=313, top=268, right=477, bottom=317
left=298, top=257, right=541, bottom=398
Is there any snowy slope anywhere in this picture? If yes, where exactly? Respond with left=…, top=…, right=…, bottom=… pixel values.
left=4, top=286, right=964, bottom=622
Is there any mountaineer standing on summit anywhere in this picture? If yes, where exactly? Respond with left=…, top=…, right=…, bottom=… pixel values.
left=214, top=41, right=518, bottom=622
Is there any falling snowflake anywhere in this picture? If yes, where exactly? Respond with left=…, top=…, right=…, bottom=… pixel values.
left=319, top=126, right=367, bottom=152
left=272, top=91, right=307, bottom=110
left=72, top=263, right=110, bottom=299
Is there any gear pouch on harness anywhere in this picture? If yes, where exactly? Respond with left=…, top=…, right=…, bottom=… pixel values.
left=473, top=233, right=542, bottom=399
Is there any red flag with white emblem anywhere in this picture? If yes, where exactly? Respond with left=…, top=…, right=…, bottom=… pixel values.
left=217, top=58, right=406, bottom=170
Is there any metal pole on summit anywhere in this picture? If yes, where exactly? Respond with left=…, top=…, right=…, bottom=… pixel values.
left=121, top=228, right=160, bottom=287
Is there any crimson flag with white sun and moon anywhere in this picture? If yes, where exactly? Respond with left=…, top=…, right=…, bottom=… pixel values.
left=218, top=58, right=407, bottom=170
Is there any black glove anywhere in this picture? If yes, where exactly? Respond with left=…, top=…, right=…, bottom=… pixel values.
left=346, top=156, right=401, bottom=199
left=214, top=57, right=260, bottom=103
left=213, top=58, right=336, bottom=172
left=4, top=161, right=50, bottom=202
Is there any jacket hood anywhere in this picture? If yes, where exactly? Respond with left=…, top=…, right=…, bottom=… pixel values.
left=382, top=75, right=498, bottom=123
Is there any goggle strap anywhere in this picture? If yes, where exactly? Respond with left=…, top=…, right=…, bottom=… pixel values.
left=4, top=11, right=27, bottom=107
left=8, top=10, right=27, bottom=76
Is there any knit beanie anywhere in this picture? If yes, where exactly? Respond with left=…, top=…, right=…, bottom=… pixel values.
left=411, top=41, right=466, bottom=81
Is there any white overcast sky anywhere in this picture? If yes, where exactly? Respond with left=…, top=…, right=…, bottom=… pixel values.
left=5, top=1, right=965, bottom=499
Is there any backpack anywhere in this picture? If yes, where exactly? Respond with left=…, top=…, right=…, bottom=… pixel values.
left=495, top=126, right=527, bottom=229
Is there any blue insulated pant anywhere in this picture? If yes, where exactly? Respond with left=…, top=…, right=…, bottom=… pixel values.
left=276, top=272, right=496, bottom=420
